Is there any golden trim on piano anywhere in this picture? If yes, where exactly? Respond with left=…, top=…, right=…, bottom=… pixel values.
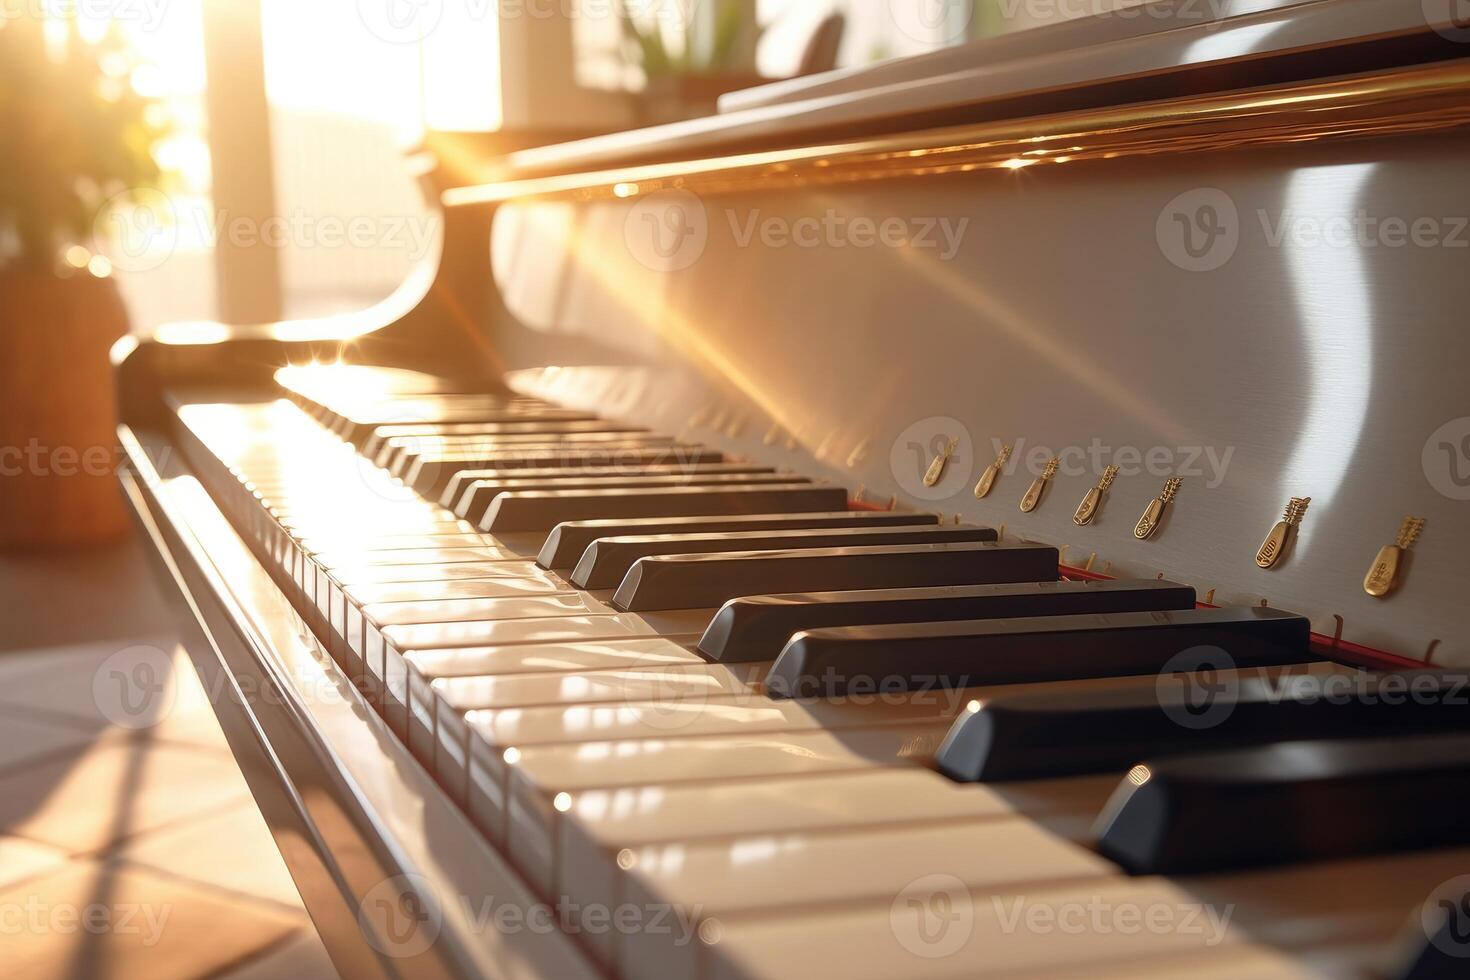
left=445, top=61, right=1470, bottom=207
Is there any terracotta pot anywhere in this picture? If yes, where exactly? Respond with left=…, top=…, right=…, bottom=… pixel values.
left=0, top=266, right=132, bottom=549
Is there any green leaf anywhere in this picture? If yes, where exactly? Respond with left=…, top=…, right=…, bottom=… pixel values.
left=0, top=14, right=171, bottom=267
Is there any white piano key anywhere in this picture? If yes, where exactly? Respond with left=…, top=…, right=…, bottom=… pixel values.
left=620, top=818, right=1115, bottom=979
left=690, top=878, right=1248, bottom=980
left=351, top=593, right=607, bottom=698
left=332, top=565, right=571, bottom=677
left=378, top=610, right=712, bottom=735
left=407, top=662, right=764, bottom=768
left=685, top=845, right=1470, bottom=980
left=1040, top=948, right=1326, bottom=979
left=311, top=546, right=524, bottom=568
left=298, top=531, right=511, bottom=553
left=400, top=640, right=714, bottom=755
left=458, top=695, right=970, bottom=844
left=540, top=768, right=1115, bottom=964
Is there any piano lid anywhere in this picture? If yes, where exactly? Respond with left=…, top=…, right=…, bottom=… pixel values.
left=453, top=2, right=1470, bottom=667
left=492, top=0, right=1468, bottom=181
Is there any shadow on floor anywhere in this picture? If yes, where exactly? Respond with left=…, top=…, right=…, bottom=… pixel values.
left=0, top=534, right=175, bottom=653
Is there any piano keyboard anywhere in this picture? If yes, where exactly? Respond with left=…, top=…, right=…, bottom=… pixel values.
left=166, top=374, right=1470, bottom=980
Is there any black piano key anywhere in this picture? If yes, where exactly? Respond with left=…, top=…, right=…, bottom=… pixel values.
left=614, top=540, right=1059, bottom=613
left=394, top=436, right=683, bottom=480
left=1094, top=733, right=1470, bottom=875
left=364, top=420, right=645, bottom=462
left=940, top=669, right=1470, bottom=782
left=453, top=471, right=795, bottom=523
left=538, top=511, right=941, bottom=569
left=407, top=446, right=725, bottom=499
left=700, top=578, right=1197, bottom=663
left=766, top=606, right=1310, bottom=698
left=339, top=406, right=596, bottom=444
left=383, top=430, right=672, bottom=473
left=442, top=461, right=777, bottom=510
left=482, top=484, right=849, bottom=533
left=573, top=523, right=998, bottom=591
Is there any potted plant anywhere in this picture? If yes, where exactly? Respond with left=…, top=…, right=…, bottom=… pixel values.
left=620, top=0, right=768, bottom=124
left=0, top=15, right=168, bottom=548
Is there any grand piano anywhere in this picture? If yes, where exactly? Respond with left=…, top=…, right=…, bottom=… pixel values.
left=115, top=1, right=1470, bottom=977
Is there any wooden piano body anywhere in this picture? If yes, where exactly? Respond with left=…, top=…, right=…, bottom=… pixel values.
left=115, top=1, right=1470, bottom=976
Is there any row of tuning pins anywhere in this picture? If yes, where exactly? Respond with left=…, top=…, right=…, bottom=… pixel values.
left=934, top=442, right=1183, bottom=540
left=1255, top=499, right=1426, bottom=598
left=921, top=442, right=1427, bottom=597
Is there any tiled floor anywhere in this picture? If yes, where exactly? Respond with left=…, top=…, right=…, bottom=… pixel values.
left=0, top=538, right=337, bottom=979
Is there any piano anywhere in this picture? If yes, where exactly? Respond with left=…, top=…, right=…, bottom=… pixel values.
left=114, top=2, right=1470, bottom=977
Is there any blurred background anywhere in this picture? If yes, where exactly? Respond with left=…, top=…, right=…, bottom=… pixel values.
left=5, top=0, right=1124, bottom=330
left=3, top=0, right=1133, bottom=553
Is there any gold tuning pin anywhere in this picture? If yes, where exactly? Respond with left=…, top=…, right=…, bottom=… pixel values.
left=922, top=437, right=960, bottom=488
left=1134, top=477, right=1182, bottom=540
left=1255, top=497, right=1310, bottom=569
left=973, top=443, right=1013, bottom=499
left=1364, top=516, right=1425, bottom=598
left=1019, top=457, right=1060, bottom=513
left=1073, top=465, right=1120, bottom=526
